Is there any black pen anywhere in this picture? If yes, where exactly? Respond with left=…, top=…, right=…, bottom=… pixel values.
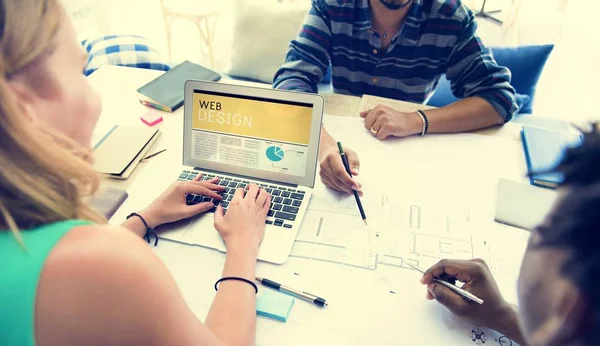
left=337, top=141, right=367, bottom=225
left=256, top=277, right=328, bottom=307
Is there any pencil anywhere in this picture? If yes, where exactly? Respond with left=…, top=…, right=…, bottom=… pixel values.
left=336, top=141, right=367, bottom=225
left=142, top=149, right=166, bottom=161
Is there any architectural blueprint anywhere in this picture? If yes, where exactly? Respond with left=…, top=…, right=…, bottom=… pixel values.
left=258, top=185, right=521, bottom=346
left=290, top=186, right=488, bottom=275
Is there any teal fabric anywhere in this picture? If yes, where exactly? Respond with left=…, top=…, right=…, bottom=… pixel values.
left=0, top=220, right=91, bottom=346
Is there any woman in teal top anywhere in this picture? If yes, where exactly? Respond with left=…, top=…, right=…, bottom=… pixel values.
left=0, top=1, right=270, bottom=345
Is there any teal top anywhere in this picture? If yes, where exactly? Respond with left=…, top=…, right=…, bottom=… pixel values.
left=0, top=220, right=91, bottom=346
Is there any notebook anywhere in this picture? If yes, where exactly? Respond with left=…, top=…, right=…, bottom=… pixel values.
left=89, top=186, right=129, bottom=219
left=494, top=178, right=558, bottom=231
left=521, top=126, right=582, bottom=189
left=93, top=125, right=160, bottom=180
left=137, top=60, right=221, bottom=112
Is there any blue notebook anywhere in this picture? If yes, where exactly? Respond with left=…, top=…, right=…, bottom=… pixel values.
left=521, top=126, right=582, bottom=189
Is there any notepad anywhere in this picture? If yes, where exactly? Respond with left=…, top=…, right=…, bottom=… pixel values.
left=256, top=290, right=295, bottom=322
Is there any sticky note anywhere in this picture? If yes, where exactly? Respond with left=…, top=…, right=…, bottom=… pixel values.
left=140, top=111, right=163, bottom=126
left=256, top=290, right=295, bottom=322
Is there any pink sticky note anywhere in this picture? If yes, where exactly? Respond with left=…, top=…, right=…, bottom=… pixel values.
left=140, top=111, right=163, bottom=126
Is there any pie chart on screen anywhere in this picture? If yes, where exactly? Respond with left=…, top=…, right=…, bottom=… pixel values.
left=266, top=146, right=285, bottom=162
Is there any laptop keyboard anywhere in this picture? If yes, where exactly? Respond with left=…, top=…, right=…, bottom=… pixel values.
left=178, top=170, right=305, bottom=228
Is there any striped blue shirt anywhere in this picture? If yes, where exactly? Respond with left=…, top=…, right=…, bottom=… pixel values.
left=274, top=0, right=518, bottom=121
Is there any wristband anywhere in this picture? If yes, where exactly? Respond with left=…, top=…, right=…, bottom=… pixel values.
left=416, top=110, right=429, bottom=136
left=126, top=212, right=159, bottom=246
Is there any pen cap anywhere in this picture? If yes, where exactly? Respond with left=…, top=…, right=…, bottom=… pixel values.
left=336, top=141, right=344, bottom=154
left=314, top=297, right=327, bottom=307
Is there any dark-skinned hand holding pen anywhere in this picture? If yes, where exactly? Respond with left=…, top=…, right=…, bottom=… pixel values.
left=421, top=259, right=527, bottom=345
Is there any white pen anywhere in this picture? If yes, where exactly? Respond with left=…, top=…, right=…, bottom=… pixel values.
left=404, top=261, right=484, bottom=305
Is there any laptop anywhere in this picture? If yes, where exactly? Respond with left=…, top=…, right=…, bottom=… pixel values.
left=158, top=81, right=324, bottom=264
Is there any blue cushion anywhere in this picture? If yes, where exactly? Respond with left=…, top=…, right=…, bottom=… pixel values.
left=82, top=35, right=171, bottom=76
left=427, top=45, right=554, bottom=114
left=428, top=75, right=531, bottom=111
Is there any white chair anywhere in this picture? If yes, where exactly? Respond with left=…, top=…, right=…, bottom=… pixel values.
left=160, top=0, right=228, bottom=68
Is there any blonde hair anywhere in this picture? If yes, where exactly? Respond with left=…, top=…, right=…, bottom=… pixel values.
left=0, top=0, right=104, bottom=240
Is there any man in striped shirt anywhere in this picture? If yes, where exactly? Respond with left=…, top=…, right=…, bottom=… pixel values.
left=274, top=0, right=518, bottom=194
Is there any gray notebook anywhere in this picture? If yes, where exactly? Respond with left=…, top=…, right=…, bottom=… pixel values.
left=494, top=178, right=558, bottom=231
left=89, top=186, right=129, bottom=219
left=137, top=60, right=221, bottom=112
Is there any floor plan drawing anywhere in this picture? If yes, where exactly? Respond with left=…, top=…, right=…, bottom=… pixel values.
left=290, top=189, right=488, bottom=274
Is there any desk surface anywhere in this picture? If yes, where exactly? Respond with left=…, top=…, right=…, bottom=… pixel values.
left=90, top=65, right=531, bottom=346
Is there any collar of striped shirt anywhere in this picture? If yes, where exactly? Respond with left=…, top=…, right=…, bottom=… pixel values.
left=352, top=0, right=425, bottom=39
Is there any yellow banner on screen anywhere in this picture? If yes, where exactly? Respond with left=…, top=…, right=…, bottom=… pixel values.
left=191, top=93, right=312, bottom=145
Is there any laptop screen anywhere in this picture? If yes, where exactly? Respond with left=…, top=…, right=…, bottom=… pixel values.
left=190, top=90, right=313, bottom=178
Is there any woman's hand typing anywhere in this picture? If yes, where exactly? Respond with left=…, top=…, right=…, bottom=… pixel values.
left=140, top=174, right=225, bottom=228
left=213, top=183, right=271, bottom=253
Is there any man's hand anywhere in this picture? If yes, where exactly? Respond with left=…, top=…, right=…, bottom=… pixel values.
left=318, top=143, right=362, bottom=195
left=421, top=259, right=516, bottom=331
left=360, top=105, right=423, bottom=139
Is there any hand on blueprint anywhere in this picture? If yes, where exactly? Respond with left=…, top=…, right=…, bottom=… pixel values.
left=214, top=184, right=271, bottom=251
left=142, top=175, right=225, bottom=227
left=319, top=143, right=363, bottom=195
left=360, top=105, right=422, bottom=139
left=420, top=259, right=517, bottom=333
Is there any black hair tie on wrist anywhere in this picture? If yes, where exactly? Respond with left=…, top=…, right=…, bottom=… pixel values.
left=127, top=212, right=159, bottom=246
left=214, top=277, right=258, bottom=294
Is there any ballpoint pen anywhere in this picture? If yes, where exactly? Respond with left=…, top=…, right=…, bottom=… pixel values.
left=336, top=141, right=368, bottom=226
left=403, top=261, right=484, bottom=305
left=256, top=277, right=328, bottom=307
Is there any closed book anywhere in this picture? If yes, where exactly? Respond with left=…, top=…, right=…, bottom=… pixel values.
left=521, top=126, right=582, bottom=189
left=92, top=125, right=160, bottom=179
left=137, top=60, right=221, bottom=112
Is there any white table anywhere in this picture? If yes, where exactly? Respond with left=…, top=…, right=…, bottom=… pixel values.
left=89, top=65, right=533, bottom=346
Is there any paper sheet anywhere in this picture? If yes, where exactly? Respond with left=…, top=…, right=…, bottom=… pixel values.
left=322, top=93, right=362, bottom=117
left=356, top=94, right=436, bottom=116
left=112, top=115, right=530, bottom=346
left=267, top=182, right=499, bottom=345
